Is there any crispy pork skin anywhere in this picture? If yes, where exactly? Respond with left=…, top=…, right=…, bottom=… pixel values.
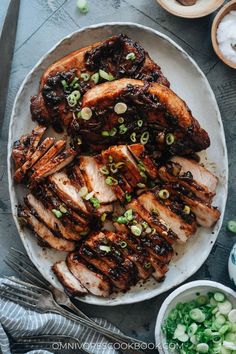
left=170, top=156, right=218, bottom=193
left=14, top=137, right=55, bottom=183
left=137, top=191, right=196, bottom=243
left=31, top=147, right=77, bottom=183
left=25, top=193, right=81, bottom=241
left=52, top=260, right=88, bottom=296
left=18, top=207, right=75, bottom=251
left=49, top=172, right=89, bottom=216
left=79, top=79, right=209, bottom=156
left=79, top=156, right=116, bottom=204
left=67, top=252, right=112, bottom=297
left=30, top=34, right=169, bottom=130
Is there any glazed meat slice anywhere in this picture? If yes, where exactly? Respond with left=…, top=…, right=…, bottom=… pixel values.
left=25, top=125, right=48, bottom=160
left=78, top=79, right=210, bottom=156
left=127, top=199, right=178, bottom=245
left=128, top=144, right=158, bottom=180
left=105, top=231, right=152, bottom=280
left=137, top=191, right=196, bottom=243
left=31, top=147, right=77, bottom=183
left=171, top=156, right=218, bottom=194
left=102, top=145, right=143, bottom=188
left=83, top=231, right=138, bottom=288
left=32, top=140, right=66, bottom=170
left=159, top=163, right=215, bottom=203
left=31, top=34, right=169, bottom=130
left=25, top=193, right=82, bottom=241
left=18, top=206, right=75, bottom=251
left=67, top=252, right=112, bottom=297
left=78, top=156, right=117, bottom=204
left=49, top=172, right=89, bottom=216
left=14, top=137, right=55, bottom=183
left=52, top=260, right=88, bottom=296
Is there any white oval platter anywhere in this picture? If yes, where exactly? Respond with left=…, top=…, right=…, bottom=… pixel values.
left=8, top=22, right=228, bottom=306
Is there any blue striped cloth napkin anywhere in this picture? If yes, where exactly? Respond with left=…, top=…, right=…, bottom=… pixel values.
left=0, top=279, right=120, bottom=354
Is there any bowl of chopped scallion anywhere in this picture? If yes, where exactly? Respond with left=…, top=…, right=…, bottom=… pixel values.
left=155, top=280, right=236, bottom=354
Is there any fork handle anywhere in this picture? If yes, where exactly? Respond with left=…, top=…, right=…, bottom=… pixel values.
left=50, top=306, right=153, bottom=354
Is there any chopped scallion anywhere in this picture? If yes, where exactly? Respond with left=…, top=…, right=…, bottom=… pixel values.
left=116, top=216, right=128, bottom=224
left=124, top=209, right=133, bottom=221
left=77, top=0, right=89, bottom=13
left=61, top=79, right=68, bottom=90
left=100, top=166, right=109, bottom=175
left=130, top=224, right=142, bottom=236
left=227, top=220, right=236, bottom=233
left=130, top=132, right=136, bottom=142
left=91, top=72, right=99, bottom=84
left=101, top=213, right=107, bottom=222
left=99, top=245, right=111, bottom=253
left=81, top=107, right=92, bottom=120
left=140, top=131, right=149, bottom=145
left=119, top=240, right=127, bottom=248
left=80, top=72, right=90, bottom=81
left=137, top=119, right=143, bottom=127
left=118, top=117, right=124, bottom=124
left=119, top=124, right=128, bottom=134
left=79, top=186, right=88, bottom=198
left=59, top=205, right=67, bottom=214
left=90, top=197, right=100, bottom=209
left=99, top=69, right=114, bottom=81
left=158, top=189, right=170, bottom=200
left=101, top=130, right=110, bottom=137
left=52, top=209, right=62, bottom=219
left=114, top=102, right=127, bottom=114
left=105, top=176, right=118, bottom=185
left=166, top=133, right=175, bottom=145
left=126, top=52, right=136, bottom=61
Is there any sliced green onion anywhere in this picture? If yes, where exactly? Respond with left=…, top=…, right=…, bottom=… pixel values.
left=214, top=292, right=225, bottom=302
left=79, top=186, right=88, bottom=198
left=61, top=79, right=68, bottom=90
left=77, top=111, right=81, bottom=119
left=126, top=52, right=136, bottom=61
left=90, top=197, right=100, bottom=209
left=190, top=308, right=206, bottom=323
left=137, top=163, right=146, bottom=172
left=119, top=124, right=128, bottom=134
left=115, top=162, right=125, bottom=169
left=108, top=155, right=113, bottom=163
left=110, top=163, right=118, bottom=174
left=91, top=72, right=99, bottom=84
left=141, top=221, right=148, bottom=229
left=101, top=213, right=107, bottom=222
left=118, top=117, right=124, bottom=124
left=227, top=220, right=236, bottom=233
left=80, top=73, right=90, bottom=81
left=70, top=77, right=79, bottom=87
left=158, top=189, right=170, bottom=200
left=131, top=224, right=142, bottom=236
left=125, top=193, right=132, bottom=203
left=218, top=300, right=233, bottom=315
left=105, top=176, right=118, bottom=185
left=99, top=69, right=114, bottom=81
left=140, top=171, right=147, bottom=181
left=101, top=130, right=110, bottom=137
left=196, top=343, right=209, bottom=353
left=146, top=227, right=153, bottom=234
left=71, top=90, right=81, bottom=100
left=151, top=209, right=159, bottom=216
left=116, top=216, right=128, bottom=224
left=140, top=131, right=149, bottom=145
left=196, top=295, right=208, bottom=305
left=85, top=191, right=95, bottom=200
left=187, top=323, right=198, bottom=336
left=109, top=127, right=117, bottom=136
left=52, top=209, right=62, bottom=219
left=114, top=102, right=127, bottom=114
left=183, top=205, right=191, bottom=215
left=77, top=0, right=88, bottom=13
left=59, top=205, right=67, bottom=214
left=228, top=309, right=236, bottom=323
left=130, top=132, right=136, bottom=142
left=100, top=166, right=109, bottom=175
left=124, top=209, right=133, bottom=221
left=77, top=137, right=82, bottom=145
left=119, top=240, right=127, bottom=248
left=99, top=245, right=111, bottom=253
left=137, top=183, right=146, bottom=188
left=144, top=262, right=151, bottom=269
left=81, top=107, right=92, bottom=120
left=166, top=133, right=175, bottom=145
left=137, top=119, right=143, bottom=127
left=67, top=94, right=77, bottom=107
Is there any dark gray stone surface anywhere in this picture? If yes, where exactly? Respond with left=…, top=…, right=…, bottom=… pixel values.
left=0, top=0, right=236, bottom=346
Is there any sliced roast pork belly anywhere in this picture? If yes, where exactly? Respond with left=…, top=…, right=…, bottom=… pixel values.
left=83, top=231, right=138, bottom=289
left=32, top=140, right=66, bottom=170
left=105, top=231, right=152, bottom=280
left=165, top=184, right=220, bottom=228
left=49, top=172, right=89, bottom=216
left=78, top=156, right=116, bottom=204
left=52, top=260, right=88, bottom=296
left=67, top=252, right=112, bottom=297
left=128, top=144, right=158, bottom=180
left=127, top=199, right=178, bottom=245
left=102, top=145, right=143, bottom=188
left=31, top=147, right=77, bottom=183
left=137, top=191, right=196, bottom=243
left=14, top=137, right=55, bottom=183
left=18, top=206, right=75, bottom=251
left=171, top=157, right=218, bottom=194
left=25, top=193, right=82, bottom=241
left=31, top=34, right=169, bottom=130
left=12, top=126, right=47, bottom=169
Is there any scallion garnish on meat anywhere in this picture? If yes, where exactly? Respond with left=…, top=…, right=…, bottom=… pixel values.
left=140, top=131, right=149, bottom=145
left=91, top=72, right=99, bottom=84
left=80, top=73, right=90, bottom=81
left=125, top=52, right=136, bottom=61
left=166, top=132, right=175, bottom=145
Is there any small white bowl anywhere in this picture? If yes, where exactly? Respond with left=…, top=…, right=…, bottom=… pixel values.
left=155, top=280, right=236, bottom=354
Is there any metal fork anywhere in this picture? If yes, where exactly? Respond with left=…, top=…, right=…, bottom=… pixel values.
left=0, top=279, right=150, bottom=354
left=10, top=334, right=89, bottom=354
left=5, top=248, right=90, bottom=321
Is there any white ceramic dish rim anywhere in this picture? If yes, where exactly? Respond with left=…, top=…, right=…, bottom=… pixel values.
left=155, top=280, right=236, bottom=353
left=7, top=22, right=228, bottom=306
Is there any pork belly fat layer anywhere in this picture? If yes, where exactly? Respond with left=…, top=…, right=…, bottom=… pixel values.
left=52, top=260, right=88, bottom=296
left=18, top=207, right=75, bottom=252
left=67, top=252, right=112, bottom=297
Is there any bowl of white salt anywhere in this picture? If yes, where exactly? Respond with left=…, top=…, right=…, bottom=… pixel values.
left=212, top=0, right=236, bottom=69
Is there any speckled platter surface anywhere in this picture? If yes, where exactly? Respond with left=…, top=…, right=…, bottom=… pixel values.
left=8, top=23, right=228, bottom=306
